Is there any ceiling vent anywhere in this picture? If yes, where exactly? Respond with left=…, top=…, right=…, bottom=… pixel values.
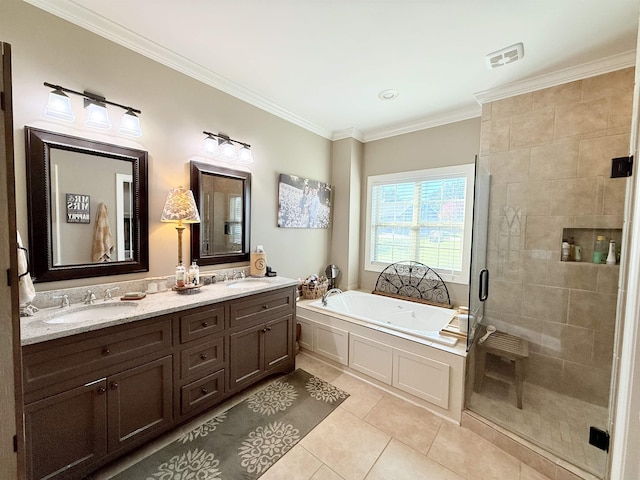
left=485, top=42, right=524, bottom=69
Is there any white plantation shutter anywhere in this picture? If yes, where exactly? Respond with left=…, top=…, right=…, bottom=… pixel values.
left=366, top=164, right=474, bottom=284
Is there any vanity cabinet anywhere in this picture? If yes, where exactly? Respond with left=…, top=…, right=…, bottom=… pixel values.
left=229, top=289, right=295, bottom=391
left=22, top=316, right=174, bottom=480
left=22, top=284, right=297, bottom=480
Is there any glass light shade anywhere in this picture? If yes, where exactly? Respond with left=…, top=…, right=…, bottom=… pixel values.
left=237, top=145, right=254, bottom=164
left=85, top=102, right=112, bottom=130
left=161, top=186, right=201, bottom=224
left=203, top=136, right=220, bottom=156
left=219, top=140, right=237, bottom=161
left=119, top=110, right=142, bottom=137
left=44, top=90, right=75, bottom=122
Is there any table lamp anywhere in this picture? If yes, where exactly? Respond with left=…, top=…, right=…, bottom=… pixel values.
left=161, top=186, right=201, bottom=265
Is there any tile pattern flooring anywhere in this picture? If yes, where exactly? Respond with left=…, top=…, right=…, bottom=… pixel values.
left=94, top=353, right=570, bottom=480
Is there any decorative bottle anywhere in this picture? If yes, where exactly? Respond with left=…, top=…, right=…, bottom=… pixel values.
left=607, top=240, right=617, bottom=265
left=175, top=262, right=186, bottom=287
left=593, top=236, right=607, bottom=264
left=189, top=260, right=200, bottom=285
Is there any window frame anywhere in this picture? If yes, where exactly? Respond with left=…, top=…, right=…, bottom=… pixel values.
left=364, top=163, right=475, bottom=285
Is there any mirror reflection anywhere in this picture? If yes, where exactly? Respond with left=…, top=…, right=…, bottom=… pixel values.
left=25, top=127, right=149, bottom=282
left=190, top=161, right=251, bottom=266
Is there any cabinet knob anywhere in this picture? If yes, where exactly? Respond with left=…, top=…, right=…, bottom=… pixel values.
left=102, top=348, right=110, bottom=355
left=97, top=386, right=106, bottom=395
left=262, top=304, right=269, bottom=309
left=202, top=321, right=209, bottom=327
left=266, top=326, right=272, bottom=332
left=201, top=387, right=208, bottom=395
left=200, top=353, right=208, bottom=360
left=110, top=382, right=119, bottom=390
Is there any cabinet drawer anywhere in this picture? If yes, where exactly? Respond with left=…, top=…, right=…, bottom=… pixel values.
left=181, top=369, right=225, bottom=415
left=23, top=316, right=172, bottom=393
left=179, top=305, right=225, bottom=343
left=229, top=288, right=294, bottom=330
left=180, top=337, right=225, bottom=380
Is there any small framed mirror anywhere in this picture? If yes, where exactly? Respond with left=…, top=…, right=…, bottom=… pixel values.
left=25, top=127, right=149, bottom=282
left=190, top=160, right=251, bottom=265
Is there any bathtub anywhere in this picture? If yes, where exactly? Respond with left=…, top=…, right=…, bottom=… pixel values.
left=309, top=290, right=458, bottom=347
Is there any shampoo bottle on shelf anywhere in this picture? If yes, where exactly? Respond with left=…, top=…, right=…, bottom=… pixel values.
left=607, top=240, right=617, bottom=265
left=593, top=236, right=607, bottom=264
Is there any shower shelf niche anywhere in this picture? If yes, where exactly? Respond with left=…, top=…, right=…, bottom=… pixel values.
left=561, top=227, right=622, bottom=264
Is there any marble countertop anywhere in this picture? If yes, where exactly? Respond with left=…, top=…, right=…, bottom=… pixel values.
left=21, top=276, right=299, bottom=346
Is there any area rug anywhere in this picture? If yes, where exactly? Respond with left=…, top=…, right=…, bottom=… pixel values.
left=112, top=369, right=348, bottom=479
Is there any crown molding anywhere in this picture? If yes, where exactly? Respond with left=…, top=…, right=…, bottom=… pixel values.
left=332, top=128, right=365, bottom=142
left=25, top=0, right=334, bottom=139
left=474, top=50, right=637, bottom=104
left=361, top=105, right=482, bottom=142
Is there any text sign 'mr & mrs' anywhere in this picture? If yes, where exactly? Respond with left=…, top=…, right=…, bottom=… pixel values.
left=66, top=193, right=90, bottom=224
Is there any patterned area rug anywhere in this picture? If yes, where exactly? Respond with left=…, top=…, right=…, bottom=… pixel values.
left=112, top=369, right=348, bottom=479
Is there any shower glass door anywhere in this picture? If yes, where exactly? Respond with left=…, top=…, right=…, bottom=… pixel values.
left=467, top=160, right=490, bottom=350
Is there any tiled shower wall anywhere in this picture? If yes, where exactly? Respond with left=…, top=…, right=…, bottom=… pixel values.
left=479, top=68, right=633, bottom=406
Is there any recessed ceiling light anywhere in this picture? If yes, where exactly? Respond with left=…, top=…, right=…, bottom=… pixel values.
left=379, top=89, right=399, bottom=100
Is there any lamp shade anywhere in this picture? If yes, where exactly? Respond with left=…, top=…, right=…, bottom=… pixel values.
left=119, top=109, right=143, bottom=137
left=45, top=89, right=75, bottom=122
left=237, top=145, right=254, bottom=164
left=203, top=135, right=220, bottom=156
left=85, top=102, right=112, bottom=130
left=219, top=139, right=237, bottom=161
left=161, top=186, right=201, bottom=224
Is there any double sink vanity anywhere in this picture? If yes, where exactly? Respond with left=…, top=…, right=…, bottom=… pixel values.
left=21, top=277, right=298, bottom=480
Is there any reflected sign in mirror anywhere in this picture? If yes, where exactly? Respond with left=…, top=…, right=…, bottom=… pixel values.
left=190, top=161, right=251, bottom=266
left=25, top=127, right=149, bottom=282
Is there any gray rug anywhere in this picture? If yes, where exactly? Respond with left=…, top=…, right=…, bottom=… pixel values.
left=112, top=369, right=348, bottom=479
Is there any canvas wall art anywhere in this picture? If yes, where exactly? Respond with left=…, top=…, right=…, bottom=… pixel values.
left=278, top=173, right=331, bottom=228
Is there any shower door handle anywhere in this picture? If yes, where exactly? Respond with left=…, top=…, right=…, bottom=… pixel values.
left=479, top=269, right=489, bottom=302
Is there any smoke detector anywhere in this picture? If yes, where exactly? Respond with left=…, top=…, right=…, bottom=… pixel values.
left=485, top=42, right=524, bottom=69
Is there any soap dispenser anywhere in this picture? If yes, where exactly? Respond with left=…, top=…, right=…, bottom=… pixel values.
left=606, top=240, right=617, bottom=265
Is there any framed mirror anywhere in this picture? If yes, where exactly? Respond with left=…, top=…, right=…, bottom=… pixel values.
left=190, top=160, right=251, bottom=265
left=25, top=127, right=149, bottom=282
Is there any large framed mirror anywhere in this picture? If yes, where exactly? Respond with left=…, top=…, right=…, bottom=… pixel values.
left=190, top=160, right=251, bottom=266
left=25, top=127, right=149, bottom=282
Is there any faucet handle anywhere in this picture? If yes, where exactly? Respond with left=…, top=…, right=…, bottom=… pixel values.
left=84, top=289, right=96, bottom=304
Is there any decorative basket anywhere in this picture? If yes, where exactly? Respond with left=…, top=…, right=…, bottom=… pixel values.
left=301, top=279, right=328, bottom=299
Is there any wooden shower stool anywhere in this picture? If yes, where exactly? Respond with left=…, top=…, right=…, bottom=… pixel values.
left=474, top=331, right=529, bottom=409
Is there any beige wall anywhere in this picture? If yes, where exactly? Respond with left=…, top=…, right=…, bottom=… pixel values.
left=1, top=0, right=333, bottom=289
left=359, top=118, right=482, bottom=306
left=480, top=68, right=633, bottom=405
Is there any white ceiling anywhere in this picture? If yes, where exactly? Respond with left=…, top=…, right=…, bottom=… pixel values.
left=28, top=0, right=640, bottom=141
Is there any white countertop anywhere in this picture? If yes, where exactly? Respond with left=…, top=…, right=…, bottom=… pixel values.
left=21, top=276, right=299, bottom=346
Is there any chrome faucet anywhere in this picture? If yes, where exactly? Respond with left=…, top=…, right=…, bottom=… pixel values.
left=53, top=294, right=70, bottom=308
left=83, top=289, right=96, bottom=305
left=321, top=288, right=343, bottom=307
left=232, top=270, right=241, bottom=280
left=104, top=287, right=120, bottom=301
left=240, top=270, right=246, bottom=279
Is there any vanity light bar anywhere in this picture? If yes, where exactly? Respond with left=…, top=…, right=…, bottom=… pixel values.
left=202, top=130, right=253, bottom=164
left=44, top=82, right=142, bottom=137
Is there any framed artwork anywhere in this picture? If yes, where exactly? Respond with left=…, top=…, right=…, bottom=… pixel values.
left=278, top=173, right=331, bottom=228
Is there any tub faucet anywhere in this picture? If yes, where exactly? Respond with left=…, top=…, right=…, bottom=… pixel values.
left=321, top=288, right=343, bottom=307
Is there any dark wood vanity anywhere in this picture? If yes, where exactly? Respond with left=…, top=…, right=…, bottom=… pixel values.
left=21, top=285, right=296, bottom=480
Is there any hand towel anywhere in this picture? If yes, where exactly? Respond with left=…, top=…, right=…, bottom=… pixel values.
left=92, top=202, right=115, bottom=262
left=17, top=230, right=36, bottom=306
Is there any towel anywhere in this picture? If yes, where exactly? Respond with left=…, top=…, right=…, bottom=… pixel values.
left=92, top=202, right=115, bottom=262
left=17, top=231, right=36, bottom=312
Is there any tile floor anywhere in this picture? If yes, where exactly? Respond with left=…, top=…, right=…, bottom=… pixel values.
left=94, top=352, right=556, bottom=480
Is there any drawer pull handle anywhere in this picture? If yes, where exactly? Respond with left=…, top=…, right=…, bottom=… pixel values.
left=200, top=354, right=208, bottom=360
left=266, top=326, right=272, bottom=332
left=102, top=348, right=110, bottom=355
left=110, top=382, right=119, bottom=390
left=202, top=321, right=209, bottom=327
left=262, top=304, right=269, bottom=309
left=262, top=327, right=273, bottom=333
left=97, top=387, right=106, bottom=395
left=201, top=388, right=208, bottom=395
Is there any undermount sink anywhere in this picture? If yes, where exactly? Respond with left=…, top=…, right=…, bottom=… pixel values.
left=43, top=302, right=139, bottom=324
left=226, top=278, right=272, bottom=290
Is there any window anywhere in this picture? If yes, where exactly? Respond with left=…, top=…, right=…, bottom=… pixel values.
left=365, top=164, right=475, bottom=284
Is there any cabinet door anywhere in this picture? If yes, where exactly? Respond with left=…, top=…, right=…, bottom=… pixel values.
left=107, top=356, right=173, bottom=452
left=264, top=314, right=293, bottom=372
left=229, top=323, right=264, bottom=390
left=24, top=380, right=107, bottom=480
